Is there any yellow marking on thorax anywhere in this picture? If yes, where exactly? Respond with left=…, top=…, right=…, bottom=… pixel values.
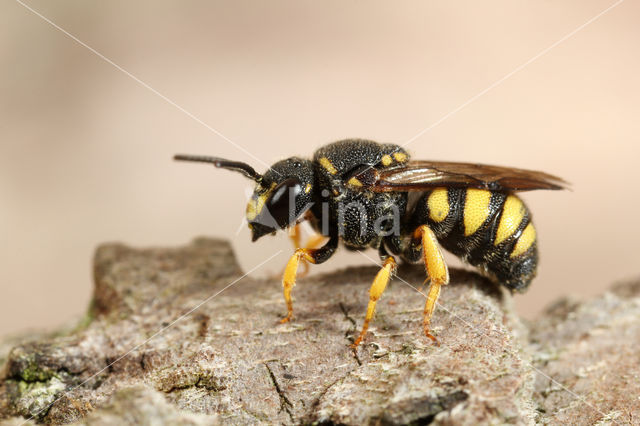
left=495, top=195, right=526, bottom=245
left=463, top=189, right=492, bottom=236
left=305, top=183, right=312, bottom=194
left=511, top=222, right=536, bottom=257
left=319, top=157, right=338, bottom=175
left=348, top=177, right=363, bottom=187
left=381, top=155, right=393, bottom=166
left=393, top=152, right=408, bottom=162
left=427, top=188, right=449, bottom=223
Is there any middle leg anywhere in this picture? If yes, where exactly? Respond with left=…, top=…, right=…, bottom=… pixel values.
left=351, top=252, right=397, bottom=347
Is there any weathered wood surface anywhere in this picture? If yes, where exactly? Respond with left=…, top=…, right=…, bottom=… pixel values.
left=0, top=238, right=637, bottom=425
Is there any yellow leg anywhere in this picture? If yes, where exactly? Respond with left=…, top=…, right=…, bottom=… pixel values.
left=281, top=248, right=315, bottom=323
left=423, top=280, right=442, bottom=345
left=414, top=225, right=449, bottom=345
left=351, top=256, right=397, bottom=347
left=289, top=224, right=304, bottom=249
left=288, top=225, right=325, bottom=278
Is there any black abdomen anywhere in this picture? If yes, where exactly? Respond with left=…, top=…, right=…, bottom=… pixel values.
left=408, top=188, right=538, bottom=291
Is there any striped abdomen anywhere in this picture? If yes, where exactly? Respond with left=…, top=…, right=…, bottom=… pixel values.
left=410, top=188, right=538, bottom=291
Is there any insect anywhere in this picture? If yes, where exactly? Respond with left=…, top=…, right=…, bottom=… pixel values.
left=175, top=139, right=566, bottom=347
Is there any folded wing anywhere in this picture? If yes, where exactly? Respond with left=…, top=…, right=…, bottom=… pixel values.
left=371, top=160, right=568, bottom=192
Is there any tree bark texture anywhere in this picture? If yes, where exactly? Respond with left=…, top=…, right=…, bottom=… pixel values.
left=0, top=238, right=637, bottom=425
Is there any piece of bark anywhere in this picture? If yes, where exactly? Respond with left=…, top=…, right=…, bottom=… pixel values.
left=80, top=385, right=218, bottom=426
left=529, top=278, right=640, bottom=425
left=0, top=238, right=535, bottom=424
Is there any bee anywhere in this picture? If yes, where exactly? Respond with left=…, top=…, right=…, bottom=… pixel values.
left=175, top=139, right=566, bottom=347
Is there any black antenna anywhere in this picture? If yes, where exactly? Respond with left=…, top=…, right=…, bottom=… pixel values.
left=173, top=154, right=263, bottom=182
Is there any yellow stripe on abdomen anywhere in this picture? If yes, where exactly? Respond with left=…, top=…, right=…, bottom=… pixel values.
left=511, top=222, right=536, bottom=257
left=495, top=195, right=526, bottom=245
left=427, top=188, right=449, bottom=223
left=463, top=189, right=492, bottom=236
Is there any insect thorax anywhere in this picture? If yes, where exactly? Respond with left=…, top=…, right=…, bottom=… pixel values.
left=308, top=139, right=411, bottom=249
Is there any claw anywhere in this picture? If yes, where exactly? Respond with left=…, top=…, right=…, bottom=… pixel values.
left=280, top=315, right=293, bottom=324
left=423, top=325, right=440, bottom=346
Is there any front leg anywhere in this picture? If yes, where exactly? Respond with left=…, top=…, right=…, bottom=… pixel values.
left=287, top=223, right=327, bottom=278
left=280, top=233, right=338, bottom=323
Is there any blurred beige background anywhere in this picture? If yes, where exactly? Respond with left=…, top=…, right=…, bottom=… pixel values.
left=1, top=1, right=639, bottom=338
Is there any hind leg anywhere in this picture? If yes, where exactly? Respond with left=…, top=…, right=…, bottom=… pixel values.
left=410, top=225, right=449, bottom=344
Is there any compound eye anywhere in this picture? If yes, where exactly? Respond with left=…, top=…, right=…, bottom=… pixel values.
left=266, top=178, right=302, bottom=228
